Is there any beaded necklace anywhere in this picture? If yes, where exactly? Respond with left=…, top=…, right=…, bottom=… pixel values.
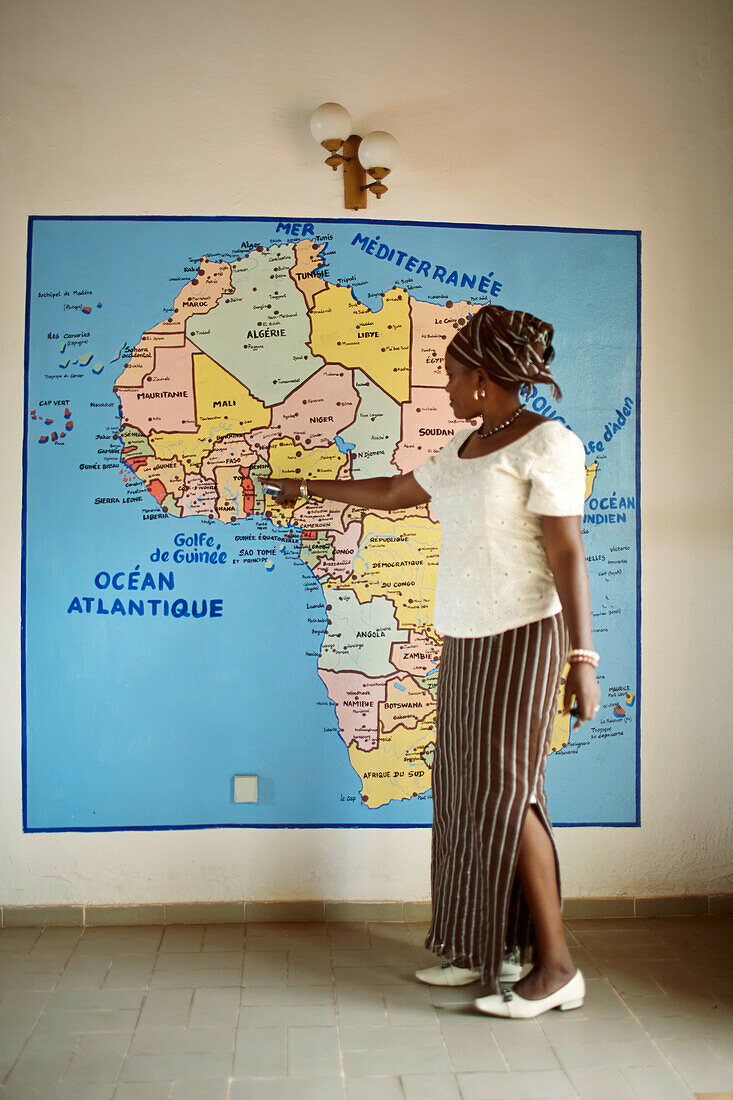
left=477, top=404, right=525, bottom=439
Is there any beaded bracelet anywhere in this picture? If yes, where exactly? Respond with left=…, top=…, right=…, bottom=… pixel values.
left=567, top=648, right=600, bottom=668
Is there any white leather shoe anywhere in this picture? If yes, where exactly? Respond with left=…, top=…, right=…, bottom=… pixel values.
left=415, top=955, right=523, bottom=987
left=474, top=969, right=585, bottom=1018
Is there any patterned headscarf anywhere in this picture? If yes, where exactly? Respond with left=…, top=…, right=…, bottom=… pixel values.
left=447, top=304, right=561, bottom=400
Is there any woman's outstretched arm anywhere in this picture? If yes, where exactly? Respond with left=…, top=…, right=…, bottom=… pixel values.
left=264, top=472, right=430, bottom=513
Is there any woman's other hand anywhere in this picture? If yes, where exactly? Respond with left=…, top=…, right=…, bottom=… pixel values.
left=563, top=661, right=601, bottom=728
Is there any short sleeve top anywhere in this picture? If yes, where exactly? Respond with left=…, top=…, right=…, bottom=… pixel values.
left=412, top=419, right=586, bottom=638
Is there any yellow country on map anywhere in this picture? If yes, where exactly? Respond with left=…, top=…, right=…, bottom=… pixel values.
left=150, top=353, right=270, bottom=474
left=308, top=285, right=411, bottom=402
left=328, top=510, right=441, bottom=635
left=349, top=712, right=434, bottom=809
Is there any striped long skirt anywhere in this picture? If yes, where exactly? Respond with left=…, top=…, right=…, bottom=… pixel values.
left=425, top=613, right=567, bottom=993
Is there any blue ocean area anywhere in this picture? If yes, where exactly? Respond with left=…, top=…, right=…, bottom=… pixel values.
left=23, top=217, right=640, bottom=830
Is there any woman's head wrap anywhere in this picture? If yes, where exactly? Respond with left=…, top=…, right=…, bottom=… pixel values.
left=447, top=305, right=561, bottom=400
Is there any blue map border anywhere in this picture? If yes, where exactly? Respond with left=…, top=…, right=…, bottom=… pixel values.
left=21, top=215, right=642, bottom=832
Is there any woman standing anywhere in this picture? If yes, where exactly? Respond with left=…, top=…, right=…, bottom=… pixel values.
left=267, top=304, right=600, bottom=1019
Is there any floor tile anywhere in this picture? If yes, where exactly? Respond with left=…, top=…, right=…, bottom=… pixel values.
left=539, top=1013, right=647, bottom=1045
left=0, top=991, right=50, bottom=1034
left=600, top=961, right=667, bottom=998
left=656, top=1038, right=733, bottom=1092
left=158, top=926, right=205, bottom=954
left=333, top=965, right=411, bottom=988
left=288, top=1025, right=342, bottom=1076
left=172, top=1081, right=230, bottom=1099
left=383, top=986, right=437, bottom=1025
left=49, top=987, right=145, bottom=1012
left=644, top=960, right=716, bottom=996
left=62, top=1032, right=130, bottom=1083
left=327, top=931, right=372, bottom=952
left=130, top=1026, right=236, bottom=1055
left=120, top=1052, right=233, bottom=1083
left=242, top=951, right=288, bottom=986
left=148, top=968, right=241, bottom=989
left=201, top=923, right=246, bottom=952
left=622, top=1064, right=696, bottom=1098
left=34, top=1005, right=139, bottom=1035
left=346, top=1077, right=404, bottom=1100
left=114, top=1085, right=173, bottom=1099
left=114, top=1082, right=171, bottom=1100
left=624, top=992, right=728, bottom=1017
left=335, top=989, right=388, bottom=1027
left=401, top=1073, right=463, bottom=1099
left=104, top=955, right=157, bottom=989
left=340, top=1024, right=442, bottom=1051
left=155, top=951, right=243, bottom=972
left=238, top=1003, right=338, bottom=1027
left=490, top=1018, right=561, bottom=1070
left=707, top=1035, right=733, bottom=1068
left=75, top=928, right=164, bottom=955
left=53, top=955, right=113, bottom=990
left=188, top=985, right=241, bottom=1029
left=0, top=930, right=43, bottom=951
left=0, top=968, right=61, bottom=992
left=4, top=1033, right=77, bottom=1086
left=640, top=1013, right=733, bottom=1041
left=233, top=1026, right=287, bottom=1077
left=241, top=984, right=335, bottom=1006
left=567, top=1066, right=637, bottom=1098
left=440, top=1022, right=505, bottom=1072
left=0, top=1030, right=30, bottom=1079
left=343, top=1045, right=453, bottom=1077
left=552, top=1037, right=666, bottom=1070
left=574, top=977, right=638, bottom=1017
left=457, top=1069, right=577, bottom=1098
left=0, top=951, right=70, bottom=976
left=29, top=926, right=84, bottom=949
left=230, top=1080, right=346, bottom=1099
left=136, top=989, right=194, bottom=1029
left=1, top=1084, right=117, bottom=1099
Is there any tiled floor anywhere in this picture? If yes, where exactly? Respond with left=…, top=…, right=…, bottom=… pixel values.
left=0, top=916, right=731, bottom=1099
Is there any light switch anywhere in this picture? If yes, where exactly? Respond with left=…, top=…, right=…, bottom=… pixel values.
left=233, top=775, right=259, bottom=803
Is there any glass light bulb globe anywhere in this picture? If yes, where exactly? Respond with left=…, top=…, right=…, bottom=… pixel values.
left=309, top=102, right=352, bottom=144
left=357, top=130, right=399, bottom=172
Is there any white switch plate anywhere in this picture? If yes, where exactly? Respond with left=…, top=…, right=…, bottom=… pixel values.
left=233, top=775, right=258, bottom=803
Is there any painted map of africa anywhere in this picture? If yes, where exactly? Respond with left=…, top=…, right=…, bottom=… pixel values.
left=113, top=238, right=595, bottom=809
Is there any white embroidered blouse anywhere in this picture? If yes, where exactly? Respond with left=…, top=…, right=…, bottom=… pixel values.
left=411, top=419, right=587, bottom=638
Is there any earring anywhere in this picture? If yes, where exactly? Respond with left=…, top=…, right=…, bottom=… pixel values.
left=474, top=388, right=485, bottom=401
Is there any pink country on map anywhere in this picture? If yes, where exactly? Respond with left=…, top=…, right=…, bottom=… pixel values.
left=390, top=632, right=442, bottom=678
left=115, top=259, right=233, bottom=390
left=318, top=670, right=389, bottom=751
left=410, top=297, right=476, bottom=387
left=245, top=362, right=359, bottom=454
left=310, top=521, right=364, bottom=582
left=200, top=438, right=258, bottom=482
left=289, top=239, right=328, bottom=308
left=117, top=339, right=198, bottom=434
left=393, top=386, right=471, bottom=472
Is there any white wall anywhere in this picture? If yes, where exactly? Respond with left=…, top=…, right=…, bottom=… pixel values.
left=1, top=0, right=731, bottom=905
